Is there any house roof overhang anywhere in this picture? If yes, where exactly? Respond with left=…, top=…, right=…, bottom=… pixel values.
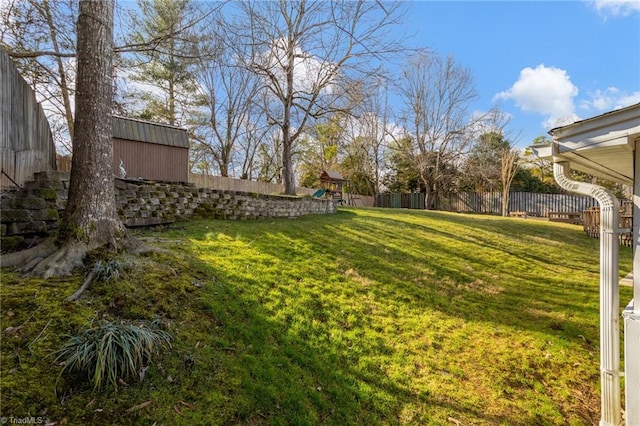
left=531, top=103, right=640, bottom=186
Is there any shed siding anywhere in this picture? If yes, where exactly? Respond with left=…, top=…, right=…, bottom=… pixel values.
left=113, top=138, right=188, bottom=182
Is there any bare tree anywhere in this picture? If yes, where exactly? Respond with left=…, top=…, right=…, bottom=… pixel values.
left=256, top=129, right=284, bottom=184
left=235, top=0, right=406, bottom=195
left=400, top=52, right=478, bottom=208
left=500, top=145, right=519, bottom=216
left=192, top=21, right=266, bottom=177
left=237, top=118, right=266, bottom=180
left=344, top=78, right=395, bottom=196
left=1, top=0, right=77, bottom=153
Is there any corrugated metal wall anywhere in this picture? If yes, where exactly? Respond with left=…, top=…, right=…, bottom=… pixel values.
left=0, top=48, right=56, bottom=188
left=114, top=138, right=188, bottom=182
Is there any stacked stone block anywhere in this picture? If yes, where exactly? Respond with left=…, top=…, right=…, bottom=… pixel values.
left=1, top=172, right=335, bottom=252
left=1, top=171, right=69, bottom=251
left=194, top=190, right=335, bottom=220
left=115, top=179, right=202, bottom=227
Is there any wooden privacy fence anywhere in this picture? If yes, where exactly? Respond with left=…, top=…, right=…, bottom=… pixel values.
left=437, top=191, right=599, bottom=217
left=189, top=173, right=316, bottom=196
left=188, top=174, right=376, bottom=205
left=1, top=48, right=56, bottom=189
left=57, top=155, right=71, bottom=172
left=346, top=194, right=375, bottom=208
left=583, top=201, right=633, bottom=246
left=375, top=193, right=426, bottom=209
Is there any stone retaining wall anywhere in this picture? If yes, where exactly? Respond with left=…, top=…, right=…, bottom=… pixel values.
left=115, top=178, right=200, bottom=227
left=1, top=172, right=336, bottom=251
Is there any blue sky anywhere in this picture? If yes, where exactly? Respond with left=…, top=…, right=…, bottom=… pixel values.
left=400, top=0, right=640, bottom=147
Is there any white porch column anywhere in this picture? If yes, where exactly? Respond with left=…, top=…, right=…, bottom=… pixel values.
left=553, top=160, right=621, bottom=426
left=634, top=140, right=640, bottom=310
left=623, top=140, right=640, bottom=426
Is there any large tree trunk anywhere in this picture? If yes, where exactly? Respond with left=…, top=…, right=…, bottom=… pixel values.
left=500, top=148, right=519, bottom=217
left=424, top=185, right=433, bottom=210
left=5, top=0, right=162, bottom=282
left=12, top=0, right=127, bottom=278
left=59, top=0, right=124, bottom=251
left=501, top=191, right=510, bottom=217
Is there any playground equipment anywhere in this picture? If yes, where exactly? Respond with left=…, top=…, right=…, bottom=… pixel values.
left=312, top=188, right=327, bottom=198
left=315, top=170, right=365, bottom=206
left=319, top=170, right=346, bottom=204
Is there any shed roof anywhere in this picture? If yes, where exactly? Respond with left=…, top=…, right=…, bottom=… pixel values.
left=112, top=116, right=189, bottom=149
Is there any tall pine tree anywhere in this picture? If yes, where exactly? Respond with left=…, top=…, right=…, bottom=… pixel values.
left=122, top=0, right=208, bottom=126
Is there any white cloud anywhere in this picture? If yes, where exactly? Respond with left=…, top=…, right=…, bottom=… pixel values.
left=494, top=64, right=579, bottom=129
left=591, top=0, right=640, bottom=17
left=579, top=87, right=640, bottom=112
left=542, top=113, right=581, bottom=130
left=259, top=38, right=337, bottom=96
left=615, top=92, right=640, bottom=108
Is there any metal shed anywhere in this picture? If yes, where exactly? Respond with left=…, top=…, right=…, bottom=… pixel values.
left=112, top=116, right=189, bottom=183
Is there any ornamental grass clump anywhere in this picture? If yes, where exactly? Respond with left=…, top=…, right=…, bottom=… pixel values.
left=92, top=258, right=129, bottom=283
left=54, top=320, right=171, bottom=390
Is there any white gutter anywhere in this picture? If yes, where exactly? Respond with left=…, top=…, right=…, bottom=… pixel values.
left=553, top=160, right=621, bottom=426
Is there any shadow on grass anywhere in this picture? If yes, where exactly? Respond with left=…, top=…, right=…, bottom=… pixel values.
left=161, top=237, right=520, bottom=425
left=164, top=207, right=628, bottom=424
left=5, top=208, right=624, bottom=425
left=291, top=210, right=600, bottom=338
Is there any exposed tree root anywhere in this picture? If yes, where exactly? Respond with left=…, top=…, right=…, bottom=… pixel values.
left=26, top=241, right=88, bottom=279
left=123, top=237, right=172, bottom=256
left=2, top=239, right=88, bottom=278
left=1, top=240, right=57, bottom=269
left=3, top=233, right=172, bottom=302
left=66, top=268, right=96, bottom=302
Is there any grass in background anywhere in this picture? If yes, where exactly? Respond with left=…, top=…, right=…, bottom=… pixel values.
left=1, top=208, right=633, bottom=425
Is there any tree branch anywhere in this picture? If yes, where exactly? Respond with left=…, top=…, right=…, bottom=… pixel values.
left=7, top=49, right=76, bottom=59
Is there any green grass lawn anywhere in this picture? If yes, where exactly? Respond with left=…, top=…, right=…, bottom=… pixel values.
left=1, top=207, right=633, bottom=425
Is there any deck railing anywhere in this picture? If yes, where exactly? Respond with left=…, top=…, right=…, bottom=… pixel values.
left=582, top=201, right=633, bottom=246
